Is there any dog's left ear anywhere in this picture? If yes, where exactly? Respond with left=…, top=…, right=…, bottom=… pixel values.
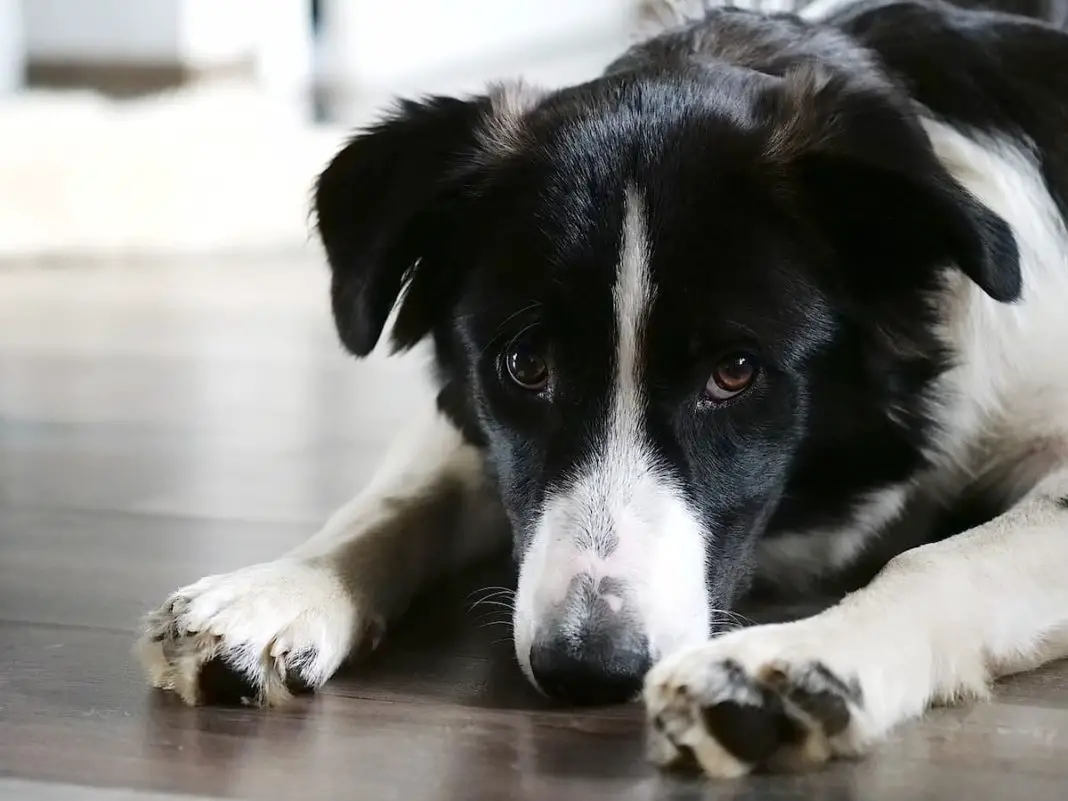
left=762, top=66, right=1021, bottom=304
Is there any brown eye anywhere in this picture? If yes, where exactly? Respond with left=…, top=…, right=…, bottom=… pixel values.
left=504, top=339, right=550, bottom=391
left=705, top=353, right=758, bottom=402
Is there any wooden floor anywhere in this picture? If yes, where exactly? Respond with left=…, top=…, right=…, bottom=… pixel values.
left=3, top=259, right=1068, bottom=801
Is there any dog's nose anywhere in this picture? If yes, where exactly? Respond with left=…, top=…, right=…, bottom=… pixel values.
left=529, top=637, right=652, bottom=705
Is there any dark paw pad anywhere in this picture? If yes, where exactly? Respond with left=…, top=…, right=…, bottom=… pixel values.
left=197, top=657, right=261, bottom=706
left=282, top=648, right=321, bottom=695
left=701, top=697, right=800, bottom=765
left=765, top=662, right=861, bottom=737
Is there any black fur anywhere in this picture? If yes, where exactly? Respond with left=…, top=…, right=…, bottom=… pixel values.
left=313, top=0, right=1064, bottom=606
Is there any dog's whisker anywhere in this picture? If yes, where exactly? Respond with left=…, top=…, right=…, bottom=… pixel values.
left=467, top=587, right=517, bottom=614
left=474, top=615, right=514, bottom=627
left=473, top=608, right=513, bottom=624
left=468, top=602, right=517, bottom=617
left=472, top=600, right=516, bottom=613
left=465, top=585, right=514, bottom=600
left=708, top=608, right=755, bottom=631
left=477, top=590, right=516, bottom=604
left=469, top=600, right=516, bottom=614
left=709, top=608, right=755, bottom=624
left=477, top=620, right=513, bottom=630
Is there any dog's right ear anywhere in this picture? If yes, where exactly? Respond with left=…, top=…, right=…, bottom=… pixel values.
left=314, top=95, right=491, bottom=357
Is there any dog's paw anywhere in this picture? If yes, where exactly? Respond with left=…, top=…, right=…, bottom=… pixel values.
left=136, top=559, right=381, bottom=706
left=643, top=626, right=869, bottom=778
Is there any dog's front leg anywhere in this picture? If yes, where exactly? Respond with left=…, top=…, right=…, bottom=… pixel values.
left=644, top=473, right=1068, bottom=778
left=137, top=406, right=507, bottom=706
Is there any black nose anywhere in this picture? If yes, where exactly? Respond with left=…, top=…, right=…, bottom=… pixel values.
left=529, top=638, right=652, bottom=706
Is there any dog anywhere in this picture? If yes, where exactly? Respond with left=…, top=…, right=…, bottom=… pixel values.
left=138, top=0, right=1068, bottom=780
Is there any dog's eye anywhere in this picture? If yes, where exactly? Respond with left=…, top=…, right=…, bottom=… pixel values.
left=504, top=338, right=550, bottom=392
left=704, top=353, right=759, bottom=402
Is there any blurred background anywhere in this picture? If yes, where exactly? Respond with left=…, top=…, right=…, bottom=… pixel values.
left=0, top=0, right=647, bottom=262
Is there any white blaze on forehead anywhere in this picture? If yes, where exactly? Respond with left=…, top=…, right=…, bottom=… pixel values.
left=572, top=187, right=663, bottom=556
left=614, top=187, right=655, bottom=444
left=513, top=187, right=710, bottom=684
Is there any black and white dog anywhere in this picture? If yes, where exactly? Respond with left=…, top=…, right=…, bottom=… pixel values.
left=139, top=0, right=1068, bottom=779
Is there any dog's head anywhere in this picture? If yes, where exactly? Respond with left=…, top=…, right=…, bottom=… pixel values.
left=314, top=25, right=1019, bottom=704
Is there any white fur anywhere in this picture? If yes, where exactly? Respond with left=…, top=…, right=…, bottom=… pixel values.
left=644, top=127, right=1068, bottom=777
left=137, top=406, right=506, bottom=705
left=513, top=189, right=710, bottom=685
left=755, top=485, right=908, bottom=588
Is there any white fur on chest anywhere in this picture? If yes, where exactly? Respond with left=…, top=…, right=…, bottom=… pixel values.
left=758, top=122, right=1068, bottom=587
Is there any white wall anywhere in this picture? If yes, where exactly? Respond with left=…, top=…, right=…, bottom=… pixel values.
left=0, top=0, right=23, bottom=93
left=179, top=0, right=313, bottom=97
left=20, top=0, right=314, bottom=107
left=178, top=0, right=255, bottom=65
left=21, top=0, right=302, bottom=67
left=23, top=0, right=184, bottom=63
left=320, top=0, right=634, bottom=93
left=21, top=0, right=632, bottom=73
left=15, top=0, right=634, bottom=115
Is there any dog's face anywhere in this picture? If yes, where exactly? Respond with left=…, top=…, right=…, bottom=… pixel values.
left=315, top=54, right=1019, bottom=703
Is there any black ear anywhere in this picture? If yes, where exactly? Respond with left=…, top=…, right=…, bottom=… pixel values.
left=764, top=68, right=1021, bottom=303
left=313, top=95, right=489, bottom=356
left=798, top=152, right=1021, bottom=303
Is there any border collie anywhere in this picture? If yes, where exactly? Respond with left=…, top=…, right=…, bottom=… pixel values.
left=138, top=0, right=1068, bottom=779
